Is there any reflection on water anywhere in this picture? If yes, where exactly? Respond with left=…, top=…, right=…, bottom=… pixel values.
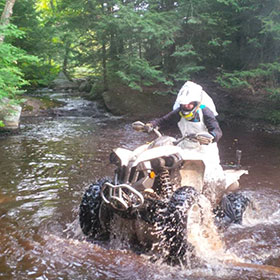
left=1, top=93, right=280, bottom=279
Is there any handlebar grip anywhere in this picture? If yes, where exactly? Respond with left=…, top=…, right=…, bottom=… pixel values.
left=132, top=121, right=146, bottom=131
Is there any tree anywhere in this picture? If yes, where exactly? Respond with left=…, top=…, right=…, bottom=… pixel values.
left=0, top=0, right=38, bottom=103
left=215, top=0, right=280, bottom=95
left=0, top=0, right=16, bottom=42
left=1, top=0, right=278, bottom=99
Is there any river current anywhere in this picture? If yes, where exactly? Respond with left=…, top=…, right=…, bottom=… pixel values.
left=0, top=92, right=280, bottom=280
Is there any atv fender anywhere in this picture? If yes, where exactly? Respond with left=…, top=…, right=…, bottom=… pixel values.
left=179, top=160, right=205, bottom=193
left=224, top=169, right=248, bottom=193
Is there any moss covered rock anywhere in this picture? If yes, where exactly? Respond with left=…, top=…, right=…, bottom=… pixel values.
left=102, top=87, right=176, bottom=120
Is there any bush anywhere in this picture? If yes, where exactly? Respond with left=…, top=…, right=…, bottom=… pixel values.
left=0, top=24, right=38, bottom=102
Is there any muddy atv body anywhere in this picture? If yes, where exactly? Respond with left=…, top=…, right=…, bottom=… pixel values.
left=79, top=122, right=249, bottom=262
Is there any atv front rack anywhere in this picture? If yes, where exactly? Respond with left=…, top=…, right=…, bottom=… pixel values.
left=101, top=182, right=144, bottom=211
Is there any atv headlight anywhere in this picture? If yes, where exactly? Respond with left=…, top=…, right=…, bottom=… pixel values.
left=109, top=151, right=121, bottom=166
left=151, top=154, right=182, bottom=171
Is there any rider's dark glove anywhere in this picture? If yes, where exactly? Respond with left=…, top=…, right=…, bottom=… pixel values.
left=144, top=123, right=154, bottom=133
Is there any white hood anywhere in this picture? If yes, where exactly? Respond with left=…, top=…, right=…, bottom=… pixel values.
left=173, top=81, right=218, bottom=116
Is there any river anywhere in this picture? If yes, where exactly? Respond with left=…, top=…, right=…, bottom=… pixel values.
left=0, top=92, right=280, bottom=280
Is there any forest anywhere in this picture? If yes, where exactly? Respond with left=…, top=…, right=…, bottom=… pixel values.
left=0, top=0, right=280, bottom=126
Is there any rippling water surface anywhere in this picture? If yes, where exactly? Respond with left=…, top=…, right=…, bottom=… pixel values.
left=1, top=92, right=280, bottom=280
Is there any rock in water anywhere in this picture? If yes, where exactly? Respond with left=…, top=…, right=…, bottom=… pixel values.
left=0, top=98, right=22, bottom=130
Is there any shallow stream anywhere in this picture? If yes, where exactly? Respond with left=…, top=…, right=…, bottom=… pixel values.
left=0, top=92, right=280, bottom=279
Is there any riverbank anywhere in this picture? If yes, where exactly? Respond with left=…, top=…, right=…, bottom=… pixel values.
left=99, top=81, right=280, bottom=134
left=16, top=80, right=280, bottom=135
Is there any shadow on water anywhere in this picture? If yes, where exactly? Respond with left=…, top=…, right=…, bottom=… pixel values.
left=0, top=92, right=280, bottom=279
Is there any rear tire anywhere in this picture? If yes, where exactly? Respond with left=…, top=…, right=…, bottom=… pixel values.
left=214, top=192, right=250, bottom=226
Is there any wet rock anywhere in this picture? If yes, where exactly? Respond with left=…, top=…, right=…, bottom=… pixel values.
left=0, top=98, right=22, bottom=130
left=102, top=88, right=176, bottom=119
left=50, top=72, right=78, bottom=91
left=78, top=79, right=92, bottom=93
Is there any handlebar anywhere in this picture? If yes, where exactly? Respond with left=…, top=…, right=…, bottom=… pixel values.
left=173, top=134, right=197, bottom=145
left=132, top=121, right=162, bottom=137
left=132, top=121, right=214, bottom=145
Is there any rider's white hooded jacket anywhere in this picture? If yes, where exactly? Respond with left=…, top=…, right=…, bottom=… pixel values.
left=150, top=81, right=224, bottom=186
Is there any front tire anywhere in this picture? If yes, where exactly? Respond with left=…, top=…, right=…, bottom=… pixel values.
left=79, top=178, right=111, bottom=238
left=166, top=186, right=198, bottom=262
left=153, top=186, right=198, bottom=264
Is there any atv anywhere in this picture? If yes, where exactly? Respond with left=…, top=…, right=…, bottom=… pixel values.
left=79, top=121, right=249, bottom=263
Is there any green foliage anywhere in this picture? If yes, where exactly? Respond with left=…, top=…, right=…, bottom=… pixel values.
left=216, top=72, right=250, bottom=89
left=267, top=88, right=280, bottom=101
left=116, top=55, right=167, bottom=91
left=11, top=0, right=71, bottom=84
left=22, top=62, right=60, bottom=87
left=0, top=24, right=38, bottom=101
left=171, top=65, right=205, bottom=83
left=265, top=110, right=280, bottom=125
left=171, top=44, right=197, bottom=59
left=1, top=0, right=278, bottom=115
left=0, top=23, right=25, bottom=40
left=171, top=44, right=205, bottom=82
left=216, top=62, right=280, bottom=93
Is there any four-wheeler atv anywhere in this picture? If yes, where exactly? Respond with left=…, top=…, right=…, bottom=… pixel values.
left=79, top=121, right=249, bottom=263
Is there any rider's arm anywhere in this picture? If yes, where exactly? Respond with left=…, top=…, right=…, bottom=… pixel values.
left=202, top=107, right=223, bottom=142
left=150, top=108, right=181, bottom=130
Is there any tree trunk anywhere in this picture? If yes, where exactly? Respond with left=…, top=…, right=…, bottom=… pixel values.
left=102, top=40, right=108, bottom=91
left=62, top=40, right=72, bottom=81
left=0, top=0, right=17, bottom=43
left=101, top=2, right=108, bottom=91
left=49, top=0, right=55, bottom=11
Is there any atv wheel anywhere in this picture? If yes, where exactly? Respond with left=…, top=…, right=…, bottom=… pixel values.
left=214, top=192, right=250, bottom=226
left=154, top=186, right=198, bottom=264
left=167, top=186, right=198, bottom=261
left=79, top=178, right=111, bottom=238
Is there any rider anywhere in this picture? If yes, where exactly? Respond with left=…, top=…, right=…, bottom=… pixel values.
left=148, top=81, right=222, bottom=164
left=147, top=81, right=225, bottom=204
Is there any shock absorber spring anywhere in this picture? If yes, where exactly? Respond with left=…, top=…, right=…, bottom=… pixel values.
left=159, top=169, right=173, bottom=200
